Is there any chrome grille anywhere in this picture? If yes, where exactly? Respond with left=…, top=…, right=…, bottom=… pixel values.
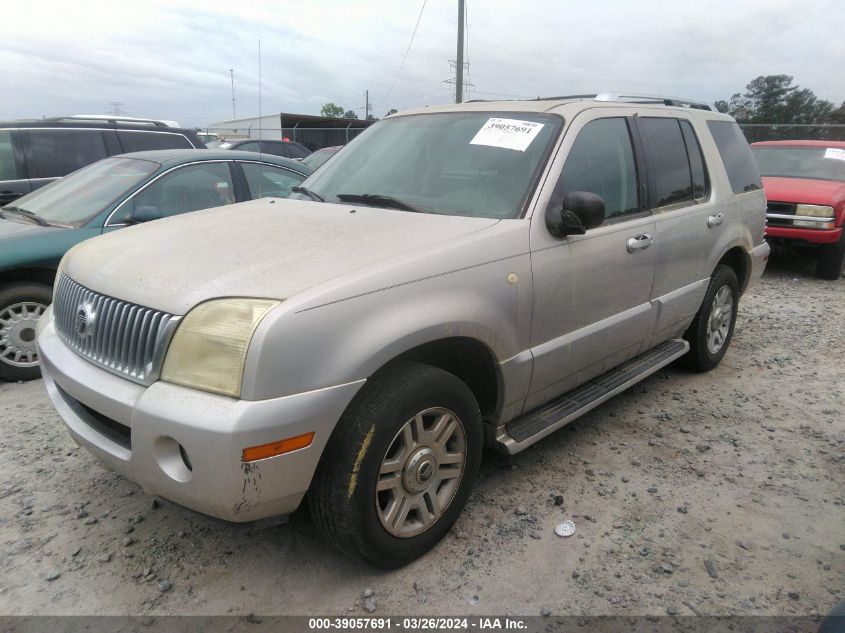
left=53, top=274, right=180, bottom=385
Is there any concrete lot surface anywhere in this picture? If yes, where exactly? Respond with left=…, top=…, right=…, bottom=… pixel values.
left=0, top=251, right=842, bottom=617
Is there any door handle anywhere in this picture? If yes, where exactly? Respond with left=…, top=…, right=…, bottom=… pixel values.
left=626, top=233, right=652, bottom=253
left=708, top=213, right=724, bottom=228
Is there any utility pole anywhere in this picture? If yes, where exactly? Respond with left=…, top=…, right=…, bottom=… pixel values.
left=456, top=0, right=465, bottom=103
left=229, top=69, right=236, bottom=119
left=108, top=101, right=124, bottom=116
left=365, top=90, right=370, bottom=120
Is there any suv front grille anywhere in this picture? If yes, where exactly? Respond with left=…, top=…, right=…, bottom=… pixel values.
left=54, top=274, right=180, bottom=385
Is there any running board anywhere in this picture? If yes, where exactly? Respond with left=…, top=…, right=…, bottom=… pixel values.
left=496, top=339, right=689, bottom=455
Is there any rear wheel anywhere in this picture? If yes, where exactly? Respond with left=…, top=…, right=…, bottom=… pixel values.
left=309, top=362, right=482, bottom=568
left=816, top=230, right=845, bottom=280
left=0, top=282, right=52, bottom=381
left=680, top=265, right=739, bottom=372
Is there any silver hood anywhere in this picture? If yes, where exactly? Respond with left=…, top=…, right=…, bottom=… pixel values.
left=61, top=198, right=500, bottom=315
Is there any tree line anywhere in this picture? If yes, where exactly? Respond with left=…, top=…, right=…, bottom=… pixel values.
left=715, top=75, right=845, bottom=125
left=319, top=102, right=398, bottom=120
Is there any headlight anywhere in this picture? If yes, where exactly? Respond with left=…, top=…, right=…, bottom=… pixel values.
left=161, top=298, right=279, bottom=398
left=794, top=204, right=835, bottom=229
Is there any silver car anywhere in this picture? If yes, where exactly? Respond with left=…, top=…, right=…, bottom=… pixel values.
left=37, top=94, right=769, bottom=567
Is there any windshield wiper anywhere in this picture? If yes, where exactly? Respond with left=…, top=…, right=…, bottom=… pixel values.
left=336, top=193, right=426, bottom=214
left=291, top=186, right=325, bottom=202
left=1, top=206, right=50, bottom=227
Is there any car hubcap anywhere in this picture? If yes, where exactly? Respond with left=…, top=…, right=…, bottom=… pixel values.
left=376, top=407, right=466, bottom=538
left=706, top=286, right=733, bottom=355
left=0, top=302, right=46, bottom=368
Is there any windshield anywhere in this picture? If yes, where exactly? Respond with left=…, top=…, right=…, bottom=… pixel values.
left=752, top=146, right=845, bottom=182
left=296, top=112, right=562, bottom=219
left=8, top=157, right=159, bottom=227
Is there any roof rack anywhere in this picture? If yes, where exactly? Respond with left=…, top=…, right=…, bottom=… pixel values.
left=43, top=115, right=180, bottom=128
left=467, top=94, right=713, bottom=111
left=533, top=93, right=712, bottom=110
left=593, top=92, right=712, bottom=110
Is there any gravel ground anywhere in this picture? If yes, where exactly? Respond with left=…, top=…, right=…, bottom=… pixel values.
left=0, top=251, right=842, bottom=617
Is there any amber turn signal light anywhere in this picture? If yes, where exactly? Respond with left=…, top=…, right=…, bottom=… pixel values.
left=242, top=432, right=315, bottom=462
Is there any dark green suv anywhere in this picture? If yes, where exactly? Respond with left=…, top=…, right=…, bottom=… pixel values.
left=0, top=149, right=311, bottom=381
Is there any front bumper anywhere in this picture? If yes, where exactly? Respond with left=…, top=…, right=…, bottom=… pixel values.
left=37, top=308, right=364, bottom=522
left=766, top=225, right=842, bottom=245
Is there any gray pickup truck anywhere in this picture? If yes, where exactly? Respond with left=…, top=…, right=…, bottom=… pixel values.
left=37, top=94, right=769, bottom=567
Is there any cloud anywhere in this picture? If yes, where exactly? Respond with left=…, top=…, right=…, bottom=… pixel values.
left=2, top=0, right=843, bottom=128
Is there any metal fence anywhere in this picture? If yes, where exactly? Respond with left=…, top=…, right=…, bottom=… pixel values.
left=281, top=126, right=368, bottom=150
left=739, top=124, right=845, bottom=143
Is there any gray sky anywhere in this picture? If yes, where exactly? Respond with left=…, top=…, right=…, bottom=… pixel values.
left=3, top=0, right=844, bottom=129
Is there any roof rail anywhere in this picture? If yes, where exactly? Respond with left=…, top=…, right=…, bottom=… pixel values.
left=593, top=92, right=713, bottom=110
left=44, top=115, right=178, bottom=128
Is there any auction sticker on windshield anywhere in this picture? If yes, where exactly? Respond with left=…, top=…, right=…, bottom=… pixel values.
left=824, top=147, right=845, bottom=161
left=470, top=118, right=544, bottom=152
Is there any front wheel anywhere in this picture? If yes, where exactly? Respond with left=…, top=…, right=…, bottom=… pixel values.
left=308, top=362, right=483, bottom=568
left=0, top=282, right=53, bottom=381
left=680, top=265, right=739, bottom=372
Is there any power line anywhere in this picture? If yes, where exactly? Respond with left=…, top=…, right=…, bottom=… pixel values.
left=464, top=0, right=471, bottom=100
left=383, top=0, right=427, bottom=105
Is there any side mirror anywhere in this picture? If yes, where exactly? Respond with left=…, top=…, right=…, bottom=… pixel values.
left=546, top=191, right=605, bottom=237
left=126, top=205, right=163, bottom=225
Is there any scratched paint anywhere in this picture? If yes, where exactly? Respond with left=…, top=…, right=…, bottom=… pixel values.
left=347, top=426, right=374, bottom=499
left=232, top=460, right=263, bottom=515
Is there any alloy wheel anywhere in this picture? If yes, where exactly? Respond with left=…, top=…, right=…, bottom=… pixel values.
left=375, top=407, right=466, bottom=538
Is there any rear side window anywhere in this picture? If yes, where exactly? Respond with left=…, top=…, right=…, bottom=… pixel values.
left=706, top=121, right=762, bottom=194
left=639, top=118, right=694, bottom=207
left=117, top=131, right=193, bottom=153
left=235, top=142, right=261, bottom=152
left=20, top=129, right=108, bottom=179
left=0, top=131, right=22, bottom=181
left=560, top=117, right=640, bottom=222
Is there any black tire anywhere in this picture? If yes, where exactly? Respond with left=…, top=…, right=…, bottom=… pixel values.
left=680, top=265, right=739, bottom=372
left=0, top=282, right=53, bottom=382
left=816, top=230, right=845, bottom=280
left=308, top=362, right=483, bottom=568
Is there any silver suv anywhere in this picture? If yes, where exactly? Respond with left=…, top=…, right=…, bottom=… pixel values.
left=37, top=94, right=769, bottom=567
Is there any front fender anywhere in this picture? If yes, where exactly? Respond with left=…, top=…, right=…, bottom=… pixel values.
left=241, top=252, right=533, bottom=402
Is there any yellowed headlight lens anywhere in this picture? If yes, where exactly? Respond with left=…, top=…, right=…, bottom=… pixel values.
left=793, top=205, right=835, bottom=229
left=161, top=298, right=279, bottom=398
left=795, top=204, right=834, bottom=217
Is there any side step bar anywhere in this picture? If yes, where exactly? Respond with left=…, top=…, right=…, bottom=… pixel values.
left=496, top=339, right=689, bottom=455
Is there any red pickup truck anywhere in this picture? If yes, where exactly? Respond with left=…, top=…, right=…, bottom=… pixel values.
left=751, top=140, right=845, bottom=279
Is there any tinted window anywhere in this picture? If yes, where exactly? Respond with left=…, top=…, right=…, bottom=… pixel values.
left=117, top=131, right=193, bottom=152
left=0, top=131, right=22, bottom=181
left=21, top=129, right=108, bottom=179
left=236, top=142, right=261, bottom=152
left=285, top=143, right=310, bottom=158
left=559, top=118, right=639, bottom=222
left=680, top=121, right=708, bottom=199
left=241, top=163, right=305, bottom=198
left=259, top=142, right=287, bottom=157
left=113, top=162, right=234, bottom=224
left=639, top=118, right=693, bottom=207
left=707, top=121, right=762, bottom=194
